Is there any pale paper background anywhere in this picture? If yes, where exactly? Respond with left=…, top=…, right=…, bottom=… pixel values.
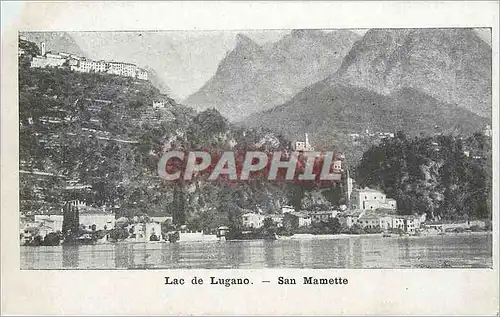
left=1, top=1, right=499, bottom=315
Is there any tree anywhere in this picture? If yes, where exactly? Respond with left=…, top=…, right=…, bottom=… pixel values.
left=286, top=183, right=305, bottom=210
left=326, top=217, right=342, bottom=234
left=108, top=228, right=129, bottom=241
left=263, top=217, right=275, bottom=229
left=282, top=213, right=299, bottom=231
left=356, top=133, right=492, bottom=221
left=322, top=184, right=343, bottom=206
left=172, top=185, right=187, bottom=225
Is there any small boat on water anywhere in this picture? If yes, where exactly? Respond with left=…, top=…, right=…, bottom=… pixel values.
left=382, top=233, right=392, bottom=238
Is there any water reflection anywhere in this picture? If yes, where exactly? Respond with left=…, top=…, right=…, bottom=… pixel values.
left=263, top=241, right=276, bottom=267
left=114, top=243, right=129, bottom=268
left=62, top=245, right=79, bottom=268
left=20, top=233, right=493, bottom=270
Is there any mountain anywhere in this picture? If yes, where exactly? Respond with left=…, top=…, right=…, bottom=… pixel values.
left=145, top=66, right=179, bottom=99
left=20, top=31, right=86, bottom=57
left=244, top=81, right=489, bottom=159
left=243, top=28, right=491, bottom=161
left=334, top=28, right=491, bottom=117
left=184, top=30, right=361, bottom=121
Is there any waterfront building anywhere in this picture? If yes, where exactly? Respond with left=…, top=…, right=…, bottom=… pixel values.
left=37, top=225, right=54, bottom=239
left=356, top=213, right=381, bottom=229
left=20, top=226, right=39, bottom=244
left=356, top=212, right=394, bottom=230
left=354, top=212, right=421, bottom=233
left=129, top=222, right=162, bottom=241
left=288, top=211, right=312, bottom=227
left=69, top=201, right=115, bottom=231
left=337, top=210, right=365, bottom=228
left=310, top=210, right=338, bottom=223
left=390, top=215, right=420, bottom=233
left=242, top=212, right=266, bottom=229
left=349, top=188, right=397, bottom=211
left=79, top=212, right=115, bottom=231
left=145, top=222, right=162, bottom=240
left=266, top=215, right=284, bottom=227
left=34, top=214, right=63, bottom=232
left=20, top=223, right=54, bottom=243
left=217, top=226, right=230, bottom=238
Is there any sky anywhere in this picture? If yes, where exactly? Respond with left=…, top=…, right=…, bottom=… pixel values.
left=71, top=30, right=291, bottom=100
left=69, top=28, right=491, bottom=100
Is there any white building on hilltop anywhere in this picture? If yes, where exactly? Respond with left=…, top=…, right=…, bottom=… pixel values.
left=30, top=42, right=149, bottom=80
left=293, top=133, right=315, bottom=152
left=107, top=61, right=137, bottom=77
left=350, top=188, right=397, bottom=211
left=153, top=101, right=168, bottom=109
left=30, top=45, right=67, bottom=68
left=136, top=68, right=148, bottom=80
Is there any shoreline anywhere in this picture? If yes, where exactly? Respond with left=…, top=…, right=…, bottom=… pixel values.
left=20, top=231, right=492, bottom=247
left=279, top=231, right=492, bottom=240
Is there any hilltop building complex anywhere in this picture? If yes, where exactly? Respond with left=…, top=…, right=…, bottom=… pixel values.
left=30, top=42, right=148, bottom=81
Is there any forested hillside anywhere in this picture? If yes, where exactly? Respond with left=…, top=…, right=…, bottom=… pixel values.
left=356, top=132, right=492, bottom=221
left=18, top=41, right=299, bottom=232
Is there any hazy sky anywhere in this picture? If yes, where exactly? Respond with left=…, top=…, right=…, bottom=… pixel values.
left=71, top=30, right=291, bottom=99
left=70, top=28, right=491, bottom=100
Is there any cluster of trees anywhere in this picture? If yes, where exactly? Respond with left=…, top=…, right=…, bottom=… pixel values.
left=356, top=132, right=492, bottom=221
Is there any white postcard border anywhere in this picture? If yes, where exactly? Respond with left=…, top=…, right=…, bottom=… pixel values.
left=1, top=1, right=499, bottom=315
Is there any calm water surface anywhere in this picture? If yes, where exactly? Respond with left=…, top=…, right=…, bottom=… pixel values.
left=20, top=233, right=492, bottom=269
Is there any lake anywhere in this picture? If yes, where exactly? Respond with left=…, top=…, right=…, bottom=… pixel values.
left=20, top=232, right=492, bottom=269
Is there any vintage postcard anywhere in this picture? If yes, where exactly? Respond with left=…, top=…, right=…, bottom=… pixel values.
left=1, top=1, right=499, bottom=315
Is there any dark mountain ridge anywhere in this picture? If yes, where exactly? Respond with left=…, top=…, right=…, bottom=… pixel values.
left=334, top=28, right=491, bottom=117
left=184, top=30, right=361, bottom=121
left=244, top=81, right=488, bottom=161
left=243, top=28, right=491, bottom=162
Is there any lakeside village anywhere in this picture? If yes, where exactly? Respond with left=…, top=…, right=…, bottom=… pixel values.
left=20, top=133, right=489, bottom=247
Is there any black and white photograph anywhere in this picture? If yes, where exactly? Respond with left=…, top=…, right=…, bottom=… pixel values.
left=17, top=27, right=493, bottom=270
left=1, top=1, right=499, bottom=315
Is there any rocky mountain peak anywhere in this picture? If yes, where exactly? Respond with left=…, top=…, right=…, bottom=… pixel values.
left=336, top=28, right=491, bottom=117
left=235, top=33, right=262, bottom=51
left=185, top=30, right=360, bottom=121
